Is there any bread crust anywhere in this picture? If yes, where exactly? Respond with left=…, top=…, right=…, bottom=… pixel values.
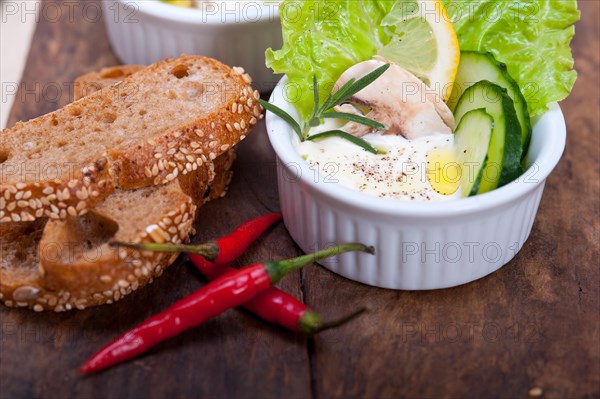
left=0, top=56, right=261, bottom=223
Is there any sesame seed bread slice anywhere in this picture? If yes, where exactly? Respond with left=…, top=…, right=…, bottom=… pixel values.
left=0, top=63, right=239, bottom=311
left=0, top=149, right=235, bottom=312
left=0, top=55, right=261, bottom=224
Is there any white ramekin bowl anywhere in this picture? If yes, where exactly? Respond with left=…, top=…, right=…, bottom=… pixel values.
left=102, top=0, right=282, bottom=90
left=266, top=76, right=566, bottom=290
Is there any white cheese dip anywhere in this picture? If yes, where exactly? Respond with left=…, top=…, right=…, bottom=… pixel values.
left=295, top=120, right=461, bottom=202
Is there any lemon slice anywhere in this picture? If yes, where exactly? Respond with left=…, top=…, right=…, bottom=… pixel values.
left=378, top=0, right=460, bottom=101
left=426, top=146, right=461, bottom=196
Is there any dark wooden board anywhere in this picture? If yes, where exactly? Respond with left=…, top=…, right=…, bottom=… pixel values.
left=1, top=1, right=598, bottom=398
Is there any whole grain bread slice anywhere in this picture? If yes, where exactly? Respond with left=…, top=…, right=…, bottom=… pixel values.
left=0, top=55, right=261, bottom=223
left=0, top=64, right=239, bottom=311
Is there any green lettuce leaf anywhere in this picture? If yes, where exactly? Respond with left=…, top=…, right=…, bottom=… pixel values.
left=265, top=0, right=396, bottom=120
left=442, top=0, right=580, bottom=117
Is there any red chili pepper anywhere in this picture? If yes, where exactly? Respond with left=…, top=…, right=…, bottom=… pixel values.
left=191, top=254, right=364, bottom=334
left=112, top=213, right=283, bottom=263
left=80, top=243, right=374, bottom=373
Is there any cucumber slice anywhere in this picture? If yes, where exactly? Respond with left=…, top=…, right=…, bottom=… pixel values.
left=447, top=51, right=532, bottom=160
left=454, top=81, right=522, bottom=193
left=454, top=109, right=494, bottom=197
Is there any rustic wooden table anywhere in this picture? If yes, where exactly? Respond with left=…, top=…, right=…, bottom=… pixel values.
left=1, top=1, right=598, bottom=398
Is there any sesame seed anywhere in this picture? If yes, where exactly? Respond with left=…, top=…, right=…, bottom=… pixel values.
left=144, top=167, right=153, bottom=178
left=232, top=102, right=238, bottom=113
left=33, top=304, right=44, bottom=312
left=42, top=187, right=53, bottom=195
left=67, top=207, right=77, bottom=216
left=221, top=144, right=230, bottom=151
left=226, top=123, right=233, bottom=132
left=234, top=123, right=241, bottom=131
left=13, top=286, right=41, bottom=301
left=76, top=188, right=88, bottom=200
left=154, top=153, right=163, bottom=159
left=21, top=212, right=35, bottom=221
left=17, top=200, right=28, bottom=208
left=23, top=191, right=32, bottom=199
left=16, top=183, right=26, bottom=190
left=241, top=119, right=246, bottom=129
left=147, top=225, right=167, bottom=243
left=100, top=275, right=112, bottom=283
left=195, top=129, right=204, bottom=137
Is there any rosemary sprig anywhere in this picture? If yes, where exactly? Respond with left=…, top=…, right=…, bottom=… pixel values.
left=306, top=130, right=380, bottom=154
left=318, top=63, right=390, bottom=117
left=259, top=63, right=390, bottom=151
left=321, top=112, right=386, bottom=130
left=259, top=99, right=304, bottom=141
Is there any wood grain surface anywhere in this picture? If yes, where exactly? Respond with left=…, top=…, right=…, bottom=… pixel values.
left=1, top=1, right=598, bottom=398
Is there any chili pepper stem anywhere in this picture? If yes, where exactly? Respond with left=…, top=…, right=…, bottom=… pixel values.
left=110, top=241, right=220, bottom=261
left=265, top=243, right=375, bottom=283
left=299, top=308, right=367, bottom=335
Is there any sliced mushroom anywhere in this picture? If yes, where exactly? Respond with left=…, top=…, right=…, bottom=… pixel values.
left=333, top=59, right=456, bottom=139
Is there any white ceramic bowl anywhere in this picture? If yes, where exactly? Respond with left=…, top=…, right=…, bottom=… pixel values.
left=266, top=76, right=566, bottom=290
left=102, top=0, right=282, bottom=90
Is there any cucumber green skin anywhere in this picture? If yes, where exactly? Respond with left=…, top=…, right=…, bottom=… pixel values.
left=454, top=109, right=494, bottom=197
left=454, top=81, right=522, bottom=193
left=448, top=51, right=532, bottom=160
